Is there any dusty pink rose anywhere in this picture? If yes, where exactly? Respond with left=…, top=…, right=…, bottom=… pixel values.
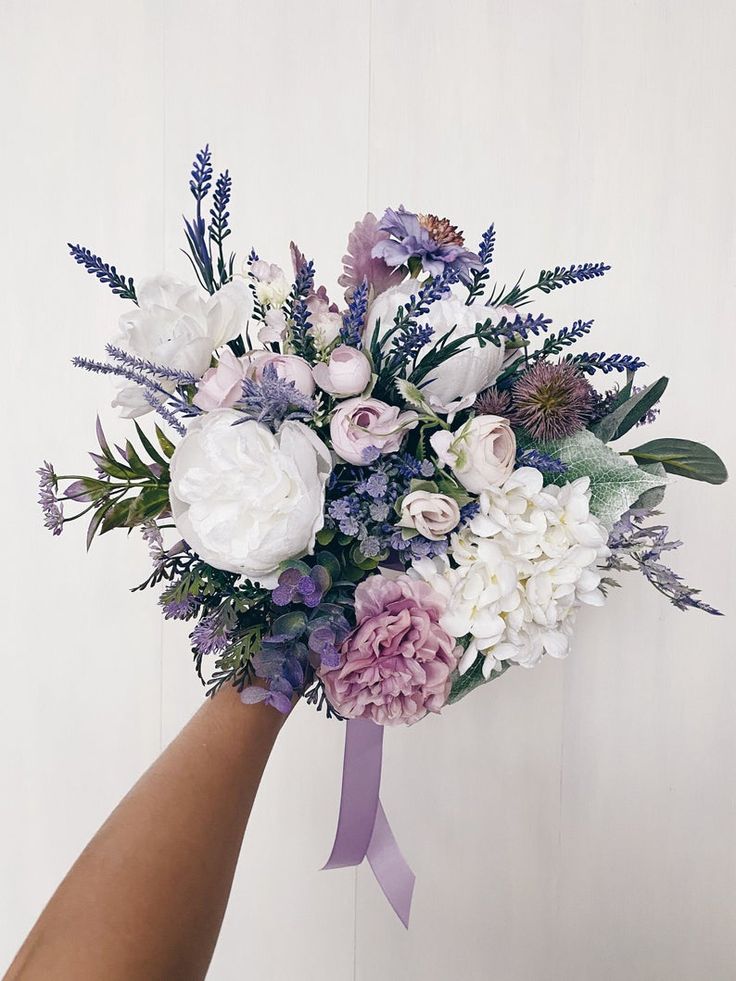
left=246, top=351, right=316, bottom=398
left=319, top=573, right=460, bottom=725
left=193, top=348, right=248, bottom=411
left=430, top=414, right=516, bottom=493
left=330, top=397, right=418, bottom=465
left=312, top=345, right=372, bottom=397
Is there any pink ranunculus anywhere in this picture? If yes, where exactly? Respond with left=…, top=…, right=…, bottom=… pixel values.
left=319, top=573, right=460, bottom=726
left=312, top=345, right=372, bottom=397
left=330, top=397, right=418, bottom=465
left=193, top=347, right=248, bottom=411
left=245, top=351, right=316, bottom=398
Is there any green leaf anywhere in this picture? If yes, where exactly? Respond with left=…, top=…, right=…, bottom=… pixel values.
left=539, top=428, right=668, bottom=528
left=448, top=658, right=511, bottom=705
left=134, top=421, right=169, bottom=468
left=86, top=502, right=112, bottom=550
left=94, top=457, right=136, bottom=480
left=634, top=462, right=667, bottom=509
left=627, top=438, right=728, bottom=484
left=155, top=425, right=176, bottom=459
left=125, top=440, right=152, bottom=477
left=100, top=499, right=134, bottom=534
left=127, top=486, right=171, bottom=525
left=316, top=527, right=336, bottom=546
left=591, top=376, right=668, bottom=443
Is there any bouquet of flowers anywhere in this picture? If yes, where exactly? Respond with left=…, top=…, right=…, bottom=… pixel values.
left=40, top=146, right=727, bottom=921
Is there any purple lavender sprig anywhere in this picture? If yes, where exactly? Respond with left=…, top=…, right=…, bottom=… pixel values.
left=516, top=448, right=568, bottom=475
left=570, top=351, right=646, bottom=375
left=68, top=244, right=137, bottom=303
left=340, top=278, right=369, bottom=347
left=72, top=354, right=199, bottom=436
left=104, top=345, right=199, bottom=385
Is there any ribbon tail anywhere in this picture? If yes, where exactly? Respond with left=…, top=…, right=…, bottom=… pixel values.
left=323, top=719, right=383, bottom=869
left=323, top=719, right=415, bottom=926
left=366, top=800, right=416, bottom=928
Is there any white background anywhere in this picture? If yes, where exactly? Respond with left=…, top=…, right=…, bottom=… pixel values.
left=1, top=1, right=735, bottom=978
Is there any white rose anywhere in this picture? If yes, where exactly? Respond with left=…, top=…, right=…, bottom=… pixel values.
left=113, top=275, right=253, bottom=418
left=430, top=415, right=516, bottom=494
left=398, top=491, right=461, bottom=541
left=169, top=410, right=332, bottom=585
left=365, top=281, right=505, bottom=403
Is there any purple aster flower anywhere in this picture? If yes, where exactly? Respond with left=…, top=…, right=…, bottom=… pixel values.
left=512, top=361, right=595, bottom=440
left=372, top=206, right=482, bottom=279
left=365, top=473, right=389, bottom=498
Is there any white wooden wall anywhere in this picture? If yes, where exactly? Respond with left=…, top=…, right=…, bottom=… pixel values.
left=2, top=2, right=735, bottom=978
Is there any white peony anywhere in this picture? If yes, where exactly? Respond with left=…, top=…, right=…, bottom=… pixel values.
left=411, top=467, right=609, bottom=677
left=365, top=281, right=505, bottom=404
left=113, top=275, right=253, bottom=418
left=169, top=409, right=332, bottom=585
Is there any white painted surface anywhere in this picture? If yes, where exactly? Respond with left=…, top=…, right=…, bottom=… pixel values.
left=1, top=1, right=734, bottom=978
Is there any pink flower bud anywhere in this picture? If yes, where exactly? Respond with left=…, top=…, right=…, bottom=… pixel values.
left=312, top=346, right=372, bottom=397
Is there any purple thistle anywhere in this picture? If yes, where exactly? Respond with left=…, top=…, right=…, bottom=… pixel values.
left=474, top=386, right=512, bottom=417
left=233, top=362, right=316, bottom=428
left=37, top=462, right=64, bottom=535
left=512, top=361, right=595, bottom=440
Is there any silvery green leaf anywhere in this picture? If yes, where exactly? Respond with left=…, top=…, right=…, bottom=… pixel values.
left=634, top=462, right=668, bottom=509
left=539, top=429, right=668, bottom=528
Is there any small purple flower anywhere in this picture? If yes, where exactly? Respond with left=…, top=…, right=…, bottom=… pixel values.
left=161, top=595, right=200, bottom=620
left=37, top=462, right=64, bottom=536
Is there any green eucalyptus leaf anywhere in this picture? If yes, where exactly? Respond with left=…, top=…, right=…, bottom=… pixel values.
left=627, top=438, right=728, bottom=484
left=272, top=611, right=307, bottom=638
left=591, top=376, right=668, bottom=443
left=538, top=428, right=668, bottom=528
left=316, top=527, right=336, bottom=546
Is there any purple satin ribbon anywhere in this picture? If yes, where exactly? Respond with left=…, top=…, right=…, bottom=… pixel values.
left=323, top=719, right=415, bottom=928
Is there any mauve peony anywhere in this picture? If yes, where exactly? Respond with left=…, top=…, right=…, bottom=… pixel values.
left=430, top=414, right=516, bottom=494
left=193, top=348, right=248, bottom=411
left=330, top=397, right=418, bottom=465
left=312, top=346, right=372, bottom=397
left=319, top=573, right=460, bottom=725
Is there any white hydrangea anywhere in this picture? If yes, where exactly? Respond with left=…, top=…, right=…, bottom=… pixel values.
left=411, top=467, right=610, bottom=678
